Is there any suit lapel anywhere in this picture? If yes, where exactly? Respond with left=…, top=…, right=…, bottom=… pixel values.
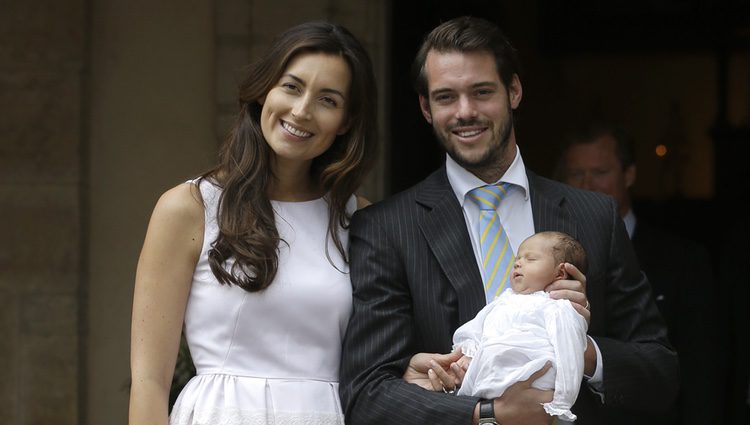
left=412, top=169, right=579, bottom=323
left=528, top=172, right=579, bottom=239
left=416, top=168, right=486, bottom=323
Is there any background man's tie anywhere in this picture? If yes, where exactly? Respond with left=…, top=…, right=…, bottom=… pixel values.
left=467, top=183, right=514, bottom=303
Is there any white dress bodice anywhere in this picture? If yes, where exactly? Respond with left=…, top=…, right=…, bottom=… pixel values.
left=170, top=179, right=355, bottom=425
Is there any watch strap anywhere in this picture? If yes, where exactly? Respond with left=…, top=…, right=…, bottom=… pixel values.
left=478, top=399, right=498, bottom=424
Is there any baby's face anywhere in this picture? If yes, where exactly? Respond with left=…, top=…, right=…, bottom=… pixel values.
left=510, top=235, right=561, bottom=294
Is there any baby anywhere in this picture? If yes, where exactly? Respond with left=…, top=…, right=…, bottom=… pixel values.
left=453, top=231, right=589, bottom=421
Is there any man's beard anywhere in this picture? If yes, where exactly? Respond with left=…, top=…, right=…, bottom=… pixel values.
left=436, top=111, right=514, bottom=174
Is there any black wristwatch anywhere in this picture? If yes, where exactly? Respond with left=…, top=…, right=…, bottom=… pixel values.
left=478, top=399, right=499, bottom=425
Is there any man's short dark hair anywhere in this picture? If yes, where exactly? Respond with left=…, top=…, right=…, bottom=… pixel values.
left=411, top=16, right=521, bottom=98
left=565, top=123, right=636, bottom=170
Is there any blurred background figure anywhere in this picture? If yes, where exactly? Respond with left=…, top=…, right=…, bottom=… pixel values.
left=557, top=124, right=726, bottom=425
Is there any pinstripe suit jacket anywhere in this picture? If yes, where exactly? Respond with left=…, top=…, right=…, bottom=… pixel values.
left=339, top=166, right=679, bottom=425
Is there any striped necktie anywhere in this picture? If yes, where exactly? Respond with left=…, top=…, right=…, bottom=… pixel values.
left=467, top=183, right=514, bottom=303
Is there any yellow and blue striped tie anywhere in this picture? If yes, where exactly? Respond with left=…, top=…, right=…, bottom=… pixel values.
left=468, top=183, right=514, bottom=303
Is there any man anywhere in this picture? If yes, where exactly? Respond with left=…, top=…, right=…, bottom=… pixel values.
left=340, top=17, right=678, bottom=425
left=558, top=125, right=725, bottom=425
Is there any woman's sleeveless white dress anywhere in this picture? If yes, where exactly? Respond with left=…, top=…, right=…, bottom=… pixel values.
left=169, top=179, right=355, bottom=425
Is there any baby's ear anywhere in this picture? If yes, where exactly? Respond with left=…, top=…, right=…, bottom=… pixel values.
left=555, top=263, right=569, bottom=280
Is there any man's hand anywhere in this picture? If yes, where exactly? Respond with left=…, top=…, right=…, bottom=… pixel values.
left=473, top=363, right=554, bottom=425
left=546, top=262, right=590, bottom=323
left=546, top=264, right=597, bottom=375
left=404, top=350, right=466, bottom=392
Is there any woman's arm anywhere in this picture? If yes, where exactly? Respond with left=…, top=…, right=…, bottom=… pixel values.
left=129, top=183, right=204, bottom=425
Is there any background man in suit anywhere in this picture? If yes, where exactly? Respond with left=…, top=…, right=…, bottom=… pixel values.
left=557, top=125, right=726, bottom=425
left=339, top=17, right=678, bottom=425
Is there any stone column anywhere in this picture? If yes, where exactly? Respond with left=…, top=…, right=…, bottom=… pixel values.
left=0, top=1, right=87, bottom=424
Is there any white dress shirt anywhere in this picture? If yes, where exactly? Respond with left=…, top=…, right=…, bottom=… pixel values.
left=445, top=149, right=535, bottom=275
left=623, top=209, right=636, bottom=239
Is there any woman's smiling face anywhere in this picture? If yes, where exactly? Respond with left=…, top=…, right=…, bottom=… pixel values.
left=260, top=52, right=351, bottom=169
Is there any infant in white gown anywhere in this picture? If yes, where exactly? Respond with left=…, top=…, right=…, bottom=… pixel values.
left=453, top=231, right=589, bottom=421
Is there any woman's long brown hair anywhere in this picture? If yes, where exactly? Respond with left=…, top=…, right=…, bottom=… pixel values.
left=202, top=21, right=377, bottom=292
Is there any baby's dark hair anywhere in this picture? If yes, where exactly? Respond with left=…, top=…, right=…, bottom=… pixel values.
left=539, top=231, right=588, bottom=274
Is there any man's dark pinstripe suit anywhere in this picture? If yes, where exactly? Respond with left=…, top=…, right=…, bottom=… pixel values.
left=339, top=166, right=679, bottom=425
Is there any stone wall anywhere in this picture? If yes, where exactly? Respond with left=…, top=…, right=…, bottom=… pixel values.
left=0, top=0, right=86, bottom=424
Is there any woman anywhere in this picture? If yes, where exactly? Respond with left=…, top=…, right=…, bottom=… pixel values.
left=129, top=22, right=376, bottom=424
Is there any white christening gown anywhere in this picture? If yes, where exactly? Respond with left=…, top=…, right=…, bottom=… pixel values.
left=453, top=289, right=588, bottom=421
left=169, top=179, right=355, bottom=425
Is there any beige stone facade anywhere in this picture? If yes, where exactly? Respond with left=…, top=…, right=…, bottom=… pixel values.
left=1, top=0, right=86, bottom=423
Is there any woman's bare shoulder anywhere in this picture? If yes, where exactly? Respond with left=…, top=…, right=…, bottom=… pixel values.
left=151, top=182, right=205, bottom=227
